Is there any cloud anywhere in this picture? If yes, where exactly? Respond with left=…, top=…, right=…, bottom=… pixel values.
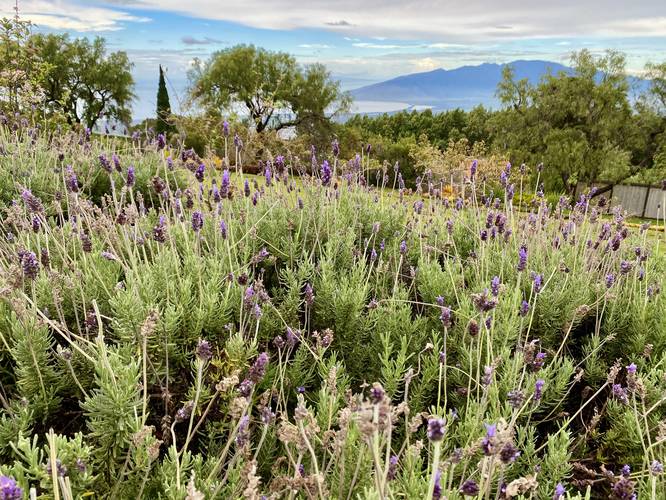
left=325, top=20, right=354, bottom=26
left=3, top=0, right=150, bottom=32
left=79, top=0, right=666, bottom=41
left=298, top=44, right=334, bottom=49
left=181, top=36, right=225, bottom=45
left=352, top=42, right=414, bottom=49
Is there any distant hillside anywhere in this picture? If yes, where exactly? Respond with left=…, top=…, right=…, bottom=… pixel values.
left=350, top=60, right=648, bottom=111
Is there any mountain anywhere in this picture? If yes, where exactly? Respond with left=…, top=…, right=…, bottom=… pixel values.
left=349, top=60, right=647, bottom=111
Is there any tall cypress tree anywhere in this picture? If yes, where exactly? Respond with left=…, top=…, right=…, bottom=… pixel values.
left=155, top=65, right=175, bottom=137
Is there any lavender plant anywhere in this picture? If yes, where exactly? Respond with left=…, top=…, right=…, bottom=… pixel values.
left=0, top=118, right=664, bottom=499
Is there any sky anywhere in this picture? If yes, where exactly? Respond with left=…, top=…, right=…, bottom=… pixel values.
left=2, top=0, right=665, bottom=119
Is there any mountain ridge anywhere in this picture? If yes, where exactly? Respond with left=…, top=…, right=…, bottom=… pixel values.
left=349, top=60, right=645, bottom=111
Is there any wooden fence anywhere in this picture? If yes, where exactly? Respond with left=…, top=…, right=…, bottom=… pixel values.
left=575, top=182, right=665, bottom=220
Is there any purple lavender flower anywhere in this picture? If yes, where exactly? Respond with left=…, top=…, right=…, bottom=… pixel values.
left=332, top=139, right=340, bottom=157
left=531, top=272, right=544, bottom=294
left=66, top=166, right=79, bottom=193
left=0, top=474, right=23, bottom=500
left=481, top=365, right=494, bottom=386
left=238, top=379, right=254, bottom=397
left=506, top=183, right=515, bottom=201
left=500, top=170, right=508, bottom=187
left=427, top=418, right=446, bottom=441
left=275, top=155, right=285, bottom=172
left=304, top=283, right=315, bottom=307
left=440, top=307, right=452, bottom=328
left=399, top=240, right=407, bottom=255
left=433, top=470, right=442, bottom=500
left=264, top=165, right=272, bottom=186
left=222, top=120, right=230, bottom=136
left=175, top=401, right=194, bottom=422
left=166, top=156, right=174, bottom=170
left=21, top=189, right=44, bottom=213
left=499, top=442, right=520, bottom=464
left=98, top=154, right=112, bottom=173
left=248, top=352, right=269, bottom=383
left=611, top=476, right=635, bottom=499
left=490, top=276, right=501, bottom=296
left=387, top=455, right=399, bottom=481
left=472, top=289, right=498, bottom=312
left=553, top=483, right=565, bottom=500
left=470, top=159, right=478, bottom=179
left=196, top=339, right=213, bottom=361
left=626, top=363, right=637, bottom=375
left=126, top=166, right=135, bottom=188
left=620, top=260, right=633, bottom=275
left=468, top=319, right=479, bottom=337
left=31, top=215, right=41, bottom=233
left=507, top=389, right=525, bottom=409
left=320, top=160, right=332, bottom=186
left=156, top=133, right=166, bottom=150
left=606, top=273, right=615, bottom=288
left=370, top=384, right=385, bottom=404
left=517, top=245, right=527, bottom=271
left=219, top=220, right=228, bottom=240
left=112, top=153, right=121, bottom=172
left=101, top=250, right=118, bottom=261
left=519, top=300, right=530, bottom=317
left=534, top=379, right=545, bottom=401
left=21, top=251, right=39, bottom=280
left=460, top=479, right=479, bottom=496
left=195, top=163, right=205, bottom=183
left=191, top=211, right=204, bottom=232
left=236, top=415, right=250, bottom=447
left=651, top=460, right=664, bottom=476
left=481, top=423, right=496, bottom=455
left=532, top=352, right=546, bottom=371
left=234, top=133, right=243, bottom=150
left=153, top=216, right=167, bottom=243
left=612, top=384, right=629, bottom=405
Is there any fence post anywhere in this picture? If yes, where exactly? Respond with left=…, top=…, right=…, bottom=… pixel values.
left=641, top=185, right=651, bottom=219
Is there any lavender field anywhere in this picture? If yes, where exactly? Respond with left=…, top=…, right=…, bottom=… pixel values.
left=0, top=117, right=665, bottom=500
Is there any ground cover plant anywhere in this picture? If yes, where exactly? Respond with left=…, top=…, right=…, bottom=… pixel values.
left=0, top=116, right=665, bottom=499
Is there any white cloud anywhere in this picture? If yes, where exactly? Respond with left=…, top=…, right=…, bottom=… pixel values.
left=352, top=42, right=414, bottom=49
left=410, top=57, right=440, bottom=71
left=298, top=44, right=334, bottom=49
left=2, top=0, right=149, bottom=32
left=88, top=0, right=666, bottom=41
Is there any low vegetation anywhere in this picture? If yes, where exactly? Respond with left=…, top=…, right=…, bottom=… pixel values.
left=0, top=118, right=664, bottom=498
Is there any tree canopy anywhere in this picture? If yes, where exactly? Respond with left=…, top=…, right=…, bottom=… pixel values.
left=28, top=33, right=134, bottom=129
left=188, top=45, right=350, bottom=136
left=156, top=65, right=176, bottom=137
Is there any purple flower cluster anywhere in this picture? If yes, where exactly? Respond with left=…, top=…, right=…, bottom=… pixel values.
left=0, top=475, right=23, bottom=500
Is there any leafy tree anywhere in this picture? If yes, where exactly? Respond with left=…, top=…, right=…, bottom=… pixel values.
left=155, top=65, right=175, bottom=137
left=490, top=50, right=637, bottom=192
left=30, top=34, right=134, bottom=129
left=188, top=44, right=350, bottom=137
left=0, top=15, right=45, bottom=112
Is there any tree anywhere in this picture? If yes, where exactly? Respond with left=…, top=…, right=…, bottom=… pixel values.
left=490, top=49, right=636, bottom=193
left=0, top=15, right=45, bottom=113
left=30, top=34, right=134, bottom=129
left=155, top=65, right=175, bottom=137
left=188, top=45, right=350, bottom=136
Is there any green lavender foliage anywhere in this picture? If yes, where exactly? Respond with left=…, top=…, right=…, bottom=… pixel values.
left=0, top=123, right=665, bottom=498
